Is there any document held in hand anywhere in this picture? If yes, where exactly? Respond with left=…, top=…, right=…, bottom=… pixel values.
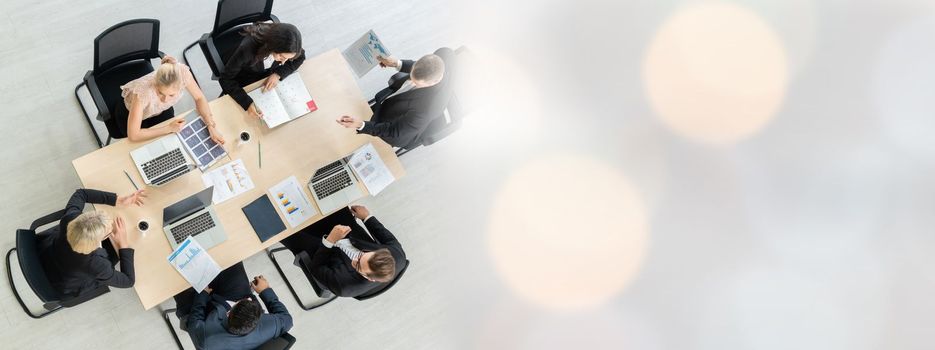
left=348, top=142, right=395, bottom=196
left=247, top=74, right=318, bottom=128
left=343, top=29, right=391, bottom=77
left=168, top=237, right=221, bottom=292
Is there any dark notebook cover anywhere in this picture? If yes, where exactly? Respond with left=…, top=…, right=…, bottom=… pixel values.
left=242, top=195, right=286, bottom=242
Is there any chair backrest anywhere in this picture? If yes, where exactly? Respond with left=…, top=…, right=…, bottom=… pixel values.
left=93, top=19, right=161, bottom=74
left=15, top=229, right=61, bottom=304
left=295, top=251, right=333, bottom=298
left=256, top=332, right=296, bottom=350
left=213, top=0, right=275, bottom=35
left=355, top=259, right=410, bottom=301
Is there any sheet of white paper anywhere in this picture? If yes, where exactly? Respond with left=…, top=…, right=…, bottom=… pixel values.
left=268, top=176, right=317, bottom=228
left=276, top=74, right=314, bottom=118
left=342, top=29, right=391, bottom=77
left=201, top=159, right=254, bottom=204
left=167, top=237, right=221, bottom=292
left=348, top=143, right=395, bottom=196
left=247, top=87, right=290, bottom=128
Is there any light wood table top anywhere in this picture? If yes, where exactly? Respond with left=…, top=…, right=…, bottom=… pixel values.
left=72, top=49, right=405, bottom=310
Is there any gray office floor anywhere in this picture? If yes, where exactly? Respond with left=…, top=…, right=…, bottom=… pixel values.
left=0, top=0, right=473, bottom=349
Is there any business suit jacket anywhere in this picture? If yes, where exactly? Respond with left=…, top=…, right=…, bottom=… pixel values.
left=188, top=288, right=293, bottom=350
left=41, top=189, right=135, bottom=297
left=359, top=48, right=454, bottom=148
left=219, top=35, right=307, bottom=110
left=310, top=217, right=406, bottom=298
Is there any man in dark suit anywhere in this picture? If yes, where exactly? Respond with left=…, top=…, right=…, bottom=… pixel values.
left=280, top=205, right=406, bottom=298
left=336, top=48, right=454, bottom=148
left=174, top=263, right=292, bottom=350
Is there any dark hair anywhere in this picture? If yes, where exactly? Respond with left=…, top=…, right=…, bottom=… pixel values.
left=367, top=249, right=396, bottom=282
left=227, top=299, right=262, bottom=335
left=242, top=22, right=303, bottom=63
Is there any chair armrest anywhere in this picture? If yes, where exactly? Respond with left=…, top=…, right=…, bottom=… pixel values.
left=269, top=14, right=280, bottom=23
left=157, top=50, right=166, bottom=59
left=60, top=284, right=110, bottom=307
left=83, top=71, right=112, bottom=122
left=199, top=33, right=226, bottom=77
left=30, top=209, right=67, bottom=231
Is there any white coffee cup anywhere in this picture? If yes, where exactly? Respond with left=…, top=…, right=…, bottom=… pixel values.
left=138, top=220, right=150, bottom=236
left=238, top=130, right=252, bottom=146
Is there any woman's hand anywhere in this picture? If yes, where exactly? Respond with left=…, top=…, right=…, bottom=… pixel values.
left=166, top=118, right=185, bottom=133
left=208, top=126, right=226, bottom=145
left=263, top=73, right=281, bottom=92
left=117, top=190, right=147, bottom=207
left=110, top=217, right=130, bottom=249
left=247, top=103, right=264, bottom=119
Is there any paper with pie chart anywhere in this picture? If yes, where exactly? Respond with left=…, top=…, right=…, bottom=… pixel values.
left=268, top=176, right=316, bottom=228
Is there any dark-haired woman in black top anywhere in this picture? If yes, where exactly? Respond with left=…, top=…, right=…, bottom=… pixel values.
left=220, top=22, right=306, bottom=119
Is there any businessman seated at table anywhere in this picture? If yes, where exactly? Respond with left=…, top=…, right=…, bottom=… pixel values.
left=336, top=48, right=453, bottom=148
left=280, top=205, right=406, bottom=298
left=173, top=262, right=292, bottom=350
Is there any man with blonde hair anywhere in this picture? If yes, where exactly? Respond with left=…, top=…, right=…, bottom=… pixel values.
left=41, top=188, right=146, bottom=297
left=337, top=48, right=454, bottom=148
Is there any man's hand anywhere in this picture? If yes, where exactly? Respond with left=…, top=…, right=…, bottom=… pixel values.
left=251, top=275, right=269, bottom=293
left=247, top=103, right=264, bottom=119
left=336, top=115, right=363, bottom=129
left=377, top=55, right=398, bottom=68
left=203, top=286, right=213, bottom=294
left=117, top=190, right=147, bottom=207
left=350, top=205, right=370, bottom=221
left=110, top=216, right=130, bottom=249
left=326, top=225, right=352, bottom=244
left=167, top=118, right=185, bottom=133
left=263, top=73, right=281, bottom=92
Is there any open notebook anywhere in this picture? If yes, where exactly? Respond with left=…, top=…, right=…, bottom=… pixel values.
left=248, top=74, right=318, bottom=128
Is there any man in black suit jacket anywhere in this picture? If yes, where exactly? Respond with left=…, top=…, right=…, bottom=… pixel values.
left=174, top=262, right=292, bottom=350
left=336, top=48, right=454, bottom=148
left=280, top=205, right=406, bottom=298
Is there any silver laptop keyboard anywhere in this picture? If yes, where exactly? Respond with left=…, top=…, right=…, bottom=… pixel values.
left=141, top=148, right=187, bottom=180
left=313, top=169, right=354, bottom=198
left=171, top=211, right=215, bottom=244
left=312, top=160, right=345, bottom=183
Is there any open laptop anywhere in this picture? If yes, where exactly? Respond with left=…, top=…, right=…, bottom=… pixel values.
left=130, top=134, right=196, bottom=187
left=307, top=159, right=364, bottom=214
left=163, top=186, right=227, bottom=250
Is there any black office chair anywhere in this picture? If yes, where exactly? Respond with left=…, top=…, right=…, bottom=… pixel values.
left=366, top=46, right=475, bottom=157
left=5, top=209, right=111, bottom=319
left=74, top=19, right=165, bottom=148
left=161, top=308, right=297, bottom=350
left=182, top=0, right=279, bottom=85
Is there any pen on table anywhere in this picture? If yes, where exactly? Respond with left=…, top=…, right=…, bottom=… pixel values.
left=258, top=140, right=262, bottom=169
left=123, top=170, right=139, bottom=191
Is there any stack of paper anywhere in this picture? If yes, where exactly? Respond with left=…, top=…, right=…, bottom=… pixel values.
left=167, top=237, right=221, bottom=292
left=348, top=143, right=395, bottom=196
left=268, top=176, right=317, bottom=228
left=201, top=159, right=254, bottom=204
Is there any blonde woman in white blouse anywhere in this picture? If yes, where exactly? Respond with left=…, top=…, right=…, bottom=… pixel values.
left=116, top=56, right=225, bottom=144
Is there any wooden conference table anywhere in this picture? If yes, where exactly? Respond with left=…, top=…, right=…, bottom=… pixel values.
left=71, top=49, right=405, bottom=310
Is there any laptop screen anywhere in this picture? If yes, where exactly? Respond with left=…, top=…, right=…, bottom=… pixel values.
left=163, top=186, right=214, bottom=226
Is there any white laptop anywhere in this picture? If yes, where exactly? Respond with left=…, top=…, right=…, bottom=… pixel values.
left=130, top=135, right=196, bottom=187
left=163, top=186, right=228, bottom=251
left=307, top=159, right=364, bottom=215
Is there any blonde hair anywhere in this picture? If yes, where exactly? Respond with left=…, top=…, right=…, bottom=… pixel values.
left=154, top=63, right=182, bottom=88
left=411, top=54, right=445, bottom=85
left=67, top=211, right=111, bottom=254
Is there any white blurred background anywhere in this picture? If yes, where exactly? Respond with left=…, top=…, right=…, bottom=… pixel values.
left=437, top=0, right=935, bottom=348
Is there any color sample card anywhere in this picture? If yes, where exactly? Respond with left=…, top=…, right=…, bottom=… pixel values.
left=179, top=117, right=226, bottom=169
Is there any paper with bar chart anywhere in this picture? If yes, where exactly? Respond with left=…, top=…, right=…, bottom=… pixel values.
left=167, top=237, right=221, bottom=292
left=268, top=175, right=316, bottom=228
left=343, top=29, right=391, bottom=77
left=201, top=159, right=254, bottom=204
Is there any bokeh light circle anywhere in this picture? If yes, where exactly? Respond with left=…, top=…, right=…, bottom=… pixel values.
left=487, top=154, right=649, bottom=311
left=643, top=2, right=789, bottom=144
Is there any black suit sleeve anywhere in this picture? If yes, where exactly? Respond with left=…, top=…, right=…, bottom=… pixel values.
left=187, top=291, right=212, bottom=349
left=309, top=246, right=346, bottom=296
left=271, top=49, right=305, bottom=80
left=258, top=288, right=293, bottom=334
left=399, top=59, right=415, bottom=74
left=61, top=189, right=118, bottom=231
left=93, top=248, right=135, bottom=288
left=219, top=39, right=256, bottom=111
left=363, top=217, right=400, bottom=248
left=358, top=107, right=431, bottom=147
